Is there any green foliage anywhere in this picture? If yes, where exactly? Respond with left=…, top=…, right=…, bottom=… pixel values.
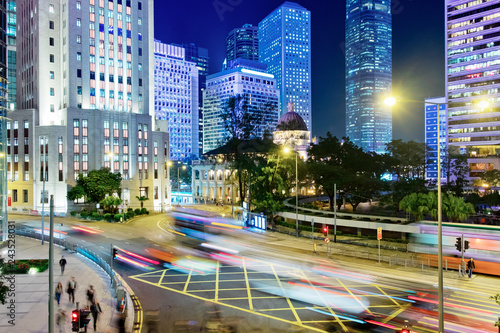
left=140, top=208, right=149, bottom=215
left=80, top=211, right=89, bottom=219
left=385, top=139, right=427, bottom=179
left=0, top=257, right=10, bottom=304
left=124, top=212, right=133, bottom=219
left=400, top=192, right=475, bottom=222
left=114, top=213, right=124, bottom=222
left=100, top=196, right=122, bottom=213
left=136, top=196, right=149, bottom=209
left=127, top=207, right=133, bottom=213
left=127, top=210, right=135, bottom=218
left=490, top=293, right=500, bottom=327
left=67, top=168, right=122, bottom=205
left=134, top=208, right=141, bottom=215
left=306, top=134, right=385, bottom=212
left=70, top=211, right=77, bottom=217
left=104, top=213, right=112, bottom=221
left=91, top=212, right=101, bottom=220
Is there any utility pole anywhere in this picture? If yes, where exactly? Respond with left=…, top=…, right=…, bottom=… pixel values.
left=41, top=136, right=47, bottom=245
left=334, top=183, right=337, bottom=243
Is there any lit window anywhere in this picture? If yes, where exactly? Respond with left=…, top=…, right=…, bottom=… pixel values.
left=77, top=35, right=81, bottom=44
left=76, top=1, right=81, bottom=10
left=77, top=18, right=81, bottom=27
left=50, top=88, right=55, bottom=96
left=77, top=52, right=81, bottom=61
left=50, top=71, right=54, bottom=79
left=49, top=4, right=54, bottom=13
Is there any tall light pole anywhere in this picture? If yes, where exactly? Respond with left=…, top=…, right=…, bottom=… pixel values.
left=177, top=164, right=186, bottom=204
left=385, top=96, right=456, bottom=333
left=284, top=147, right=299, bottom=237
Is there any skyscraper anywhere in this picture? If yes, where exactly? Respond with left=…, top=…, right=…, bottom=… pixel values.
left=203, top=62, right=279, bottom=153
left=259, top=2, right=311, bottom=132
left=154, top=41, right=199, bottom=160
left=6, top=0, right=15, bottom=111
left=446, top=0, right=500, bottom=178
left=0, top=0, right=8, bottom=241
left=425, top=97, right=447, bottom=181
left=226, top=24, right=259, bottom=62
left=173, top=42, right=209, bottom=156
left=345, top=0, right=392, bottom=154
left=9, top=0, right=170, bottom=213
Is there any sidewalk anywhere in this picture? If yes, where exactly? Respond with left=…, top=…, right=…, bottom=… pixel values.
left=0, top=237, right=121, bottom=332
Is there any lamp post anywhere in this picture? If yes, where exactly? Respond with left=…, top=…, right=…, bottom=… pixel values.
left=177, top=164, right=187, bottom=204
left=384, top=96, right=448, bottom=332
left=40, top=136, right=47, bottom=245
left=284, top=147, right=299, bottom=237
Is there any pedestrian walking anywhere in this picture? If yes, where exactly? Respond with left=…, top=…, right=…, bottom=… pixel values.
left=86, top=285, right=95, bottom=305
left=56, top=308, right=66, bottom=333
left=59, top=256, right=67, bottom=274
left=67, top=276, right=77, bottom=304
left=55, top=282, right=63, bottom=306
left=90, top=300, right=102, bottom=331
left=467, top=257, right=475, bottom=278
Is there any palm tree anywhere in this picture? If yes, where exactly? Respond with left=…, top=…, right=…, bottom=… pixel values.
left=136, top=196, right=149, bottom=209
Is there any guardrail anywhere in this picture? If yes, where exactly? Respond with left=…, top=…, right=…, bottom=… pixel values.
left=284, top=197, right=407, bottom=223
left=16, top=227, right=142, bottom=332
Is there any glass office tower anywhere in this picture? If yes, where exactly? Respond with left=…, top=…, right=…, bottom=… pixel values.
left=447, top=0, right=500, bottom=178
left=259, top=2, right=311, bottom=133
left=345, top=0, right=392, bottom=154
left=226, top=24, right=259, bottom=62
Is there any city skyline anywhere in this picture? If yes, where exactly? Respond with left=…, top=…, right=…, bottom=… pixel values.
left=154, top=0, right=445, bottom=145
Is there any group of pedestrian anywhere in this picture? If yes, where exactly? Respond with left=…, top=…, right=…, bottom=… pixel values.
left=55, top=256, right=103, bottom=331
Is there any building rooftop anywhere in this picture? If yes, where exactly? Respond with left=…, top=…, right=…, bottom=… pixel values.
left=275, top=102, right=308, bottom=131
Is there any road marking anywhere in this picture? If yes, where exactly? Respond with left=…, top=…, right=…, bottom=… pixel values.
left=412, top=325, right=438, bottom=333
left=381, top=304, right=410, bottom=324
left=299, top=271, right=349, bottom=332
left=129, top=272, right=328, bottom=333
left=183, top=269, right=192, bottom=293
left=447, top=295, right=499, bottom=310
left=242, top=258, right=253, bottom=311
left=271, top=264, right=302, bottom=325
left=336, top=278, right=373, bottom=316
left=373, top=284, right=402, bottom=308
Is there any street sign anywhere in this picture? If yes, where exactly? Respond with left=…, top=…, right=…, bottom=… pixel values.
left=377, top=227, right=382, bottom=240
left=324, top=238, right=330, bottom=243
left=118, top=205, right=123, bottom=209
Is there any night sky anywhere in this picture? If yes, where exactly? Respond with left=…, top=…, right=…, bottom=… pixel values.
left=154, top=0, right=445, bottom=144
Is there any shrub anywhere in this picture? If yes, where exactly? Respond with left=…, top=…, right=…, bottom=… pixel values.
left=127, top=208, right=133, bottom=213
left=90, top=208, right=98, bottom=214
left=80, top=211, right=89, bottom=219
left=135, top=208, right=141, bottom=215
left=127, top=210, right=135, bottom=218
left=22, top=208, right=28, bottom=212
left=91, top=212, right=101, bottom=220
left=70, top=211, right=77, bottom=217
left=114, top=213, right=124, bottom=222
left=104, top=213, right=112, bottom=221
left=141, top=208, right=148, bottom=215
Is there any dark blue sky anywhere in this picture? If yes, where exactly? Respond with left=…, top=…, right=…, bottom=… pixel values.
left=154, top=0, right=445, bottom=143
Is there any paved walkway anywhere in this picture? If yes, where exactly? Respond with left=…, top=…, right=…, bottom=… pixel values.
left=0, top=237, right=120, bottom=332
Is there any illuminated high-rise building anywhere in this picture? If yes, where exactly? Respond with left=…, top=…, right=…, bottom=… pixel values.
left=154, top=41, right=199, bottom=160
left=425, top=97, right=447, bottom=181
left=446, top=0, right=500, bottom=177
left=0, top=0, right=8, bottom=241
left=226, top=24, right=259, bottom=62
left=8, top=0, right=171, bottom=214
left=259, top=2, right=311, bottom=133
left=6, top=0, right=15, bottom=111
left=345, top=0, right=392, bottom=154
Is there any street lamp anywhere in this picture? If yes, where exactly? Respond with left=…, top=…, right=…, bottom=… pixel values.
left=284, top=147, right=299, bottom=237
left=384, top=96, right=450, bottom=332
left=177, top=164, right=187, bottom=204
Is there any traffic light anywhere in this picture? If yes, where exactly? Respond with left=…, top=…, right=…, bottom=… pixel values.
left=464, top=240, right=470, bottom=251
left=455, top=237, right=462, bottom=252
left=71, top=310, right=79, bottom=332
left=112, top=247, right=118, bottom=260
left=323, top=226, right=328, bottom=237
left=80, top=309, right=91, bottom=328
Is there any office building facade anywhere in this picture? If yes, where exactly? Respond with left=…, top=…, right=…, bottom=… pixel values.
left=154, top=41, right=199, bottom=161
left=345, top=0, right=392, bottom=154
left=9, top=0, right=171, bottom=214
left=173, top=42, right=209, bottom=156
left=203, top=64, right=279, bottom=153
left=259, top=2, right=311, bottom=132
left=6, top=0, right=15, bottom=111
left=0, top=0, right=8, bottom=241
left=425, top=97, right=448, bottom=181
left=446, top=0, right=500, bottom=178
left=226, top=24, right=259, bottom=62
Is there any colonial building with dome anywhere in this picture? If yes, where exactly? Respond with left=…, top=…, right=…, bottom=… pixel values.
left=273, top=102, right=311, bottom=159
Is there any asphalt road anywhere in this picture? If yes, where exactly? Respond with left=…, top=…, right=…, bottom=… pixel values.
left=13, top=213, right=500, bottom=333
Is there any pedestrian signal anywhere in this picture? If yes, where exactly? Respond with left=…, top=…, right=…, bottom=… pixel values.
left=323, top=226, right=328, bottom=237
left=464, top=240, right=470, bottom=251
left=112, top=247, right=118, bottom=260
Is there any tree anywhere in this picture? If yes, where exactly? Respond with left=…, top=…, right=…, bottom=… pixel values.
left=385, top=139, right=427, bottom=179
left=307, top=133, right=384, bottom=211
left=442, top=194, right=475, bottom=222
left=479, top=169, right=500, bottom=190
left=67, top=168, right=122, bottom=205
left=99, top=196, right=122, bottom=214
left=136, top=196, right=149, bottom=209
left=0, top=257, right=10, bottom=304
left=399, top=192, right=474, bottom=222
